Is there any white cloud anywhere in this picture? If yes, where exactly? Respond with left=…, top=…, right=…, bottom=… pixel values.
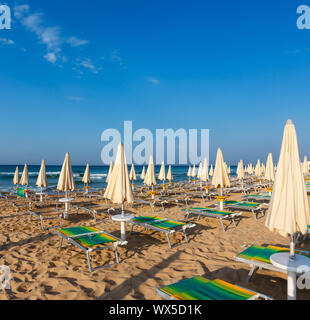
left=76, top=57, right=100, bottom=74
left=67, top=96, right=85, bottom=102
left=146, top=77, right=160, bottom=85
left=67, top=37, right=89, bottom=47
left=111, top=49, right=124, bottom=66
left=0, top=38, right=14, bottom=45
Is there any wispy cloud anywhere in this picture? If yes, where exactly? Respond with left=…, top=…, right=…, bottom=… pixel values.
left=111, top=49, right=124, bottom=66
left=75, top=57, right=101, bottom=74
left=67, top=96, right=85, bottom=102
left=146, top=77, right=160, bottom=85
left=67, top=37, right=89, bottom=47
left=0, top=38, right=15, bottom=45
left=14, top=4, right=63, bottom=64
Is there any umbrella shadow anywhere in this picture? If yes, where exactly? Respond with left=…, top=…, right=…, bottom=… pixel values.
left=97, top=250, right=181, bottom=300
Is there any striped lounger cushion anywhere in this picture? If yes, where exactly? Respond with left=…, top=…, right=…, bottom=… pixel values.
left=132, top=216, right=185, bottom=230
left=57, top=226, right=117, bottom=247
left=158, top=276, right=260, bottom=300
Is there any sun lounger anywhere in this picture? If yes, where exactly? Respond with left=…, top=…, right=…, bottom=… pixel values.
left=128, top=216, right=195, bottom=248
left=54, top=226, right=127, bottom=273
left=243, top=194, right=271, bottom=202
left=222, top=200, right=265, bottom=220
left=28, top=209, right=63, bottom=231
left=235, top=245, right=310, bottom=282
left=156, top=276, right=272, bottom=300
left=73, top=203, right=115, bottom=222
left=182, top=207, right=242, bottom=232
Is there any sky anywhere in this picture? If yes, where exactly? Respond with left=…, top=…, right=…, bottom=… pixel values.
left=0, top=0, right=310, bottom=165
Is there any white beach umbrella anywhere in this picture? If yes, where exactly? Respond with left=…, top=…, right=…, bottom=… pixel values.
left=166, top=165, right=173, bottom=183
left=82, top=163, right=91, bottom=185
left=13, top=166, right=19, bottom=186
left=197, top=162, right=203, bottom=180
left=104, top=143, right=133, bottom=208
left=129, top=163, right=137, bottom=181
left=200, top=158, right=209, bottom=183
left=187, top=165, right=191, bottom=177
left=255, top=160, right=261, bottom=177
left=36, top=160, right=47, bottom=188
left=302, top=155, right=309, bottom=175
left=191, top=164, right=196, bottom=178
left=140, top=166, right=146, bottom=181
left=209, top=164, right=214, bottom=177
left=237, top=160, right=245, bottom=181
left=212, top=148, right=230, bottom=200
left=144, top=156, right=157, bottom=186
left=158, top=161, right=166, bottom=182
left=264, top=153, right=274, bottom=181
left=265, top=120, right=310, bottom=300
left=20, top=164, right=29, bottom=187
left=106, top=161, right=114, bottom=183
left=57, top=153, right=75, bottom=218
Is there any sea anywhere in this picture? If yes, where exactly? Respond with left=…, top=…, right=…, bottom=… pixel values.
left=0, top=165, right=238, bottom=193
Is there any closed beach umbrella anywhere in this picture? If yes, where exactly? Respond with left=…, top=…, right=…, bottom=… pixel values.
left=140, top=166, right=146, bottom=181
left=197, top=162, right=203, bottom=180
left=106, top=161, right=114, bottom=183
left=20, top=164, right=29, bottom=186
left=36, top=160, right=48, bottom=188
left=82, top=163, right=91, bottom=185
left=237, top=160, right=245, bottom=180
left=104, top=143, right=133, bottom=207
left=212, top=148, right=230, bottom=191
left=57, top=153, right=75, bottom=192
left=255, top=160, right=261, bottom=177
left=158, top=161, right=166, bottom=182
left=264, top=153, right=274, bottom=181
left=302, top=155, right=308, bottom=175
left=166, top=165, right=173, bottom=182
left=187, top=165, right=191, bottom=177
left=129, top=164, right=137, bottom=181
left=191, top=164, right=196, bottom=178
left=209, top=164, right=214, bottom=177
left=13, top=166, right=19, bottom=186
left=227, top=165, right=231, bottom=175
left=265, top=120, right=310, bottom=299
left=200, top=158, right=209, bottom=183
left=144, top=156, right=157, bottom=187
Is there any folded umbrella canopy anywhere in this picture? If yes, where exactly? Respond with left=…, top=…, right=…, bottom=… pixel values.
left=20, top=164, right=29, bottom=187
left=200, top=158, right=209, bottom=184
left=13, top=166, right=19, bottom=186
left=212, top=148, right=230, bottom=199
left=265, top=120, right=310, bottom=299
left=82, top=163, right=91, bottom=184
left=140, top=166, right=146, bottom=181
left=36, top=160, right=48, bottom=203
left=129, top=163, right=137, bottom=190
left=302, top=155, right=309, bottom=175
left=104, top=143, right=133, bottom=209
left=209, top=164, right=213, bottom=177
left=106, top=161, right=114, bottom=183
left=166, top=165, right=173, bottom=183
left=254, top=160, right=261, bottom=177
left=57, top=153, right=75, bottom=218
left=264, top=153, right=274, bottom=181
left=158, top=161, right=166, bottom=182
left=144, top=156, right=157, bottom=197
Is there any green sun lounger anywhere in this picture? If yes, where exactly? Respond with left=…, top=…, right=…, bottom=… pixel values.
left=128, top=216, right=196, bottom=248
left=156, top=276, right=272, bottom=300
left=222, top=200, right=264, bottom=220
left=182, top=207, right=242, bottom=232
left=55, top=226, right=127, bottom=273
left=235, top=245, right=310, bottom=282
left=243, top=194, right=271, bottom=202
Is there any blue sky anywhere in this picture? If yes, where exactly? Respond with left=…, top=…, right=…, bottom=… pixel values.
left=0, top=0, right=310, bottom=165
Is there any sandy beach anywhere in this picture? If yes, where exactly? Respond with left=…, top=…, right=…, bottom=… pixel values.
left=0, top=190, right=309, bottom=300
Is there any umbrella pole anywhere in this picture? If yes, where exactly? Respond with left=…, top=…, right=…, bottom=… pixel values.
left=40, top=187, right=43, bottom=205
left=64, top=191, right=69, bottom=219
left=289, top=234, right=295, bottom=260
left=152, top=185, right=154, bottom=199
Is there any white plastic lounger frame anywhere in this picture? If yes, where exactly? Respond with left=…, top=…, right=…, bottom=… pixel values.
left=234, top=247, right=310, bottom=283
left=222, top=202, right=265, bottom=220
left=183, top=208, right=242, bottom=232
left=54, top=228, right=127, bottom=273
left=128, top=218, right=196, bottom=248
left=73, top=204, right=115, bottom=222
left=28, top=209, right=63, bottom=231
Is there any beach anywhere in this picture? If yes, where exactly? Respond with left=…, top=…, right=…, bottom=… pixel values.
left=1, top=189, right=309, bottom=300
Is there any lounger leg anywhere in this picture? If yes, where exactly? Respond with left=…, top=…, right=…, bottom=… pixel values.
left=86, top=250, right=92, bottom=273
left=129, top=224, right=134, bottom=235
left=114, top=246, right=119, bottom=264
left=183, top=231, right=189, bottom=244
left=219, top=218, right=226, bottom=232
left=166, top=234, right=172, bottom=248
left=232, top=218, right=237, bottom=228
left=246, top=265, right=259, bottom=283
